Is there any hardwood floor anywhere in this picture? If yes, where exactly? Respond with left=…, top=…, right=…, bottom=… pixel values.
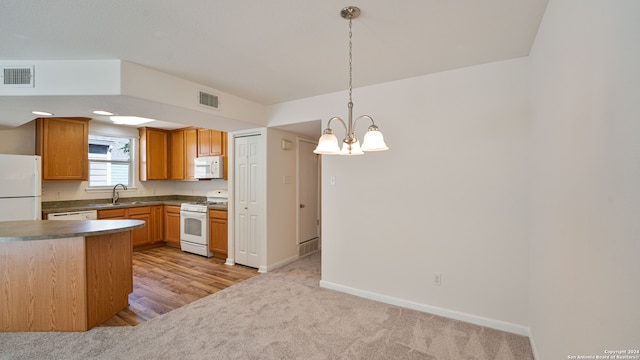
left=101, top=246, right=259, bottom=327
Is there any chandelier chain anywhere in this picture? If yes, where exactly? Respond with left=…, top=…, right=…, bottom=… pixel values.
left=348, top=17, right=353, bottom=104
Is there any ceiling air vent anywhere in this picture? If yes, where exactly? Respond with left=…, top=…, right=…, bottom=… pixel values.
left=2, top=65, right=35, bottom=87
left=198, top=90, right=219, bottom=110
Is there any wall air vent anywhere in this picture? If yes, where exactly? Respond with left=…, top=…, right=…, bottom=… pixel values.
left=198, top=90, right=219, bottom=110
left=1, top=65, right=35, bottom=87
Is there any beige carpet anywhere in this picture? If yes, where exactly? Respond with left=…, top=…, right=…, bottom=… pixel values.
left=0, top=252, right=533, bottom=359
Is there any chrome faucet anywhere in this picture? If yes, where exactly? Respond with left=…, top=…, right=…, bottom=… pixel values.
left=112, top=183, right=128, bottom=204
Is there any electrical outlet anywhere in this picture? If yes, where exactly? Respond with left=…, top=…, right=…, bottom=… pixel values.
left=433, top=273, right=441, bottom=286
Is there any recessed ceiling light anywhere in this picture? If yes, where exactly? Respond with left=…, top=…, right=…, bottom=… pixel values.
left=110, top=116, right=156, bottom=126
left=93, top=110, right=114, bottom=116
left=32, top=111, right=53, bottom=116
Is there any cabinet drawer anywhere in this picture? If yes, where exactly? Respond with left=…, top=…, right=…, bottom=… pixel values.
left=98, top=208, right=126, bottom=219
left=128, top=206, right=151, bottom=215
left=165, top=205, right=181, bottom=214
left=209, top=210, right=227, bottom=220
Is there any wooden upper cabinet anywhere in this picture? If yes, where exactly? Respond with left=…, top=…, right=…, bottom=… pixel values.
left=184, top=128, right=197, bottom=179
left=197, top=129, right=223, bottom=157
left=169, top=130, right=185, bottom=180
left=198, top=129, right=228, bottom=179
left=170, top=128, right=198, bottom=180
left=36, top=117, right=90, bottom=181
left=222, top=132, right=228, bottom=180
left=139, top=127, right=169, bottom=181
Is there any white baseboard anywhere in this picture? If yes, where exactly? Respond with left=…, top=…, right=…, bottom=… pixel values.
left=319, top=280, right=530, bottom=337
left=225, top=258, right=235, bottom=266
left=261, top=254, right=299, bottom=273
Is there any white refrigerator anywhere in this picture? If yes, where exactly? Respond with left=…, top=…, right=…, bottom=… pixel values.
left=0, top=154, right=42, bottom=221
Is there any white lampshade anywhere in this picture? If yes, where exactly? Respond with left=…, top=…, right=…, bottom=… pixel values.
left=313, top=133, right=341, bottom=154
left=361, top=128, right=389, bottom=151
left=340, top=140, right=364, bottom=155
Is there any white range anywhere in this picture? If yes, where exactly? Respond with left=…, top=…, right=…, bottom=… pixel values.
left=180, top=190, right=228, bottom=257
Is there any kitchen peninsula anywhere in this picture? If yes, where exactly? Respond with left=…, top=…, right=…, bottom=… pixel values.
left=0, top=219, right=144, bottom=332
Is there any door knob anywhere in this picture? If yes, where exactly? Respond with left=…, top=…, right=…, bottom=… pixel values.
left=299, top=204, right=305, bottom=208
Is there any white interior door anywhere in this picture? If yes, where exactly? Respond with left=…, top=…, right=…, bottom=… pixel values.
left=234, top=134, right=261, bottom=268
left=298, top=140, right=319, bottom=244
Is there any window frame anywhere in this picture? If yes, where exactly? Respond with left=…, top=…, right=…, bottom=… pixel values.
left=87, top=134, right=136, bottom=190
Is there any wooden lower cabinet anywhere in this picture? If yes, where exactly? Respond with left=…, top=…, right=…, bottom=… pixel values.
left=97, top=208, right=126, bottom=220
left=98, top=206, right=162, bottom=249
left=164, top=205, right=181, bottom=247
left=209, top=209, right=228, bottom=260
left=128, top=207, right=152, bottom=248
left=151, top=205, right=164, bottom=243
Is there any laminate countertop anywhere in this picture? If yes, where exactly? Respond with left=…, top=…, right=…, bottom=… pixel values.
left=0, top=219, right=145, bottom=242
left=41, top=198, right=228, bottom=214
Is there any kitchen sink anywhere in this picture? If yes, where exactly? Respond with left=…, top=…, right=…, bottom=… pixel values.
left=85, top=201, right=150, bottom=208
left=85, top=203, right=124, bottom=208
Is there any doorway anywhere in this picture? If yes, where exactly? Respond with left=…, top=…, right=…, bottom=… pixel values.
left=297, top=139, right=320, bottom=255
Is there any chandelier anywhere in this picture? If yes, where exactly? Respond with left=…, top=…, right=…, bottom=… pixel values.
left=313, top=6, right=389, bottom=156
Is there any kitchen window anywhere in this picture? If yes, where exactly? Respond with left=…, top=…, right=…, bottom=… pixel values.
left=88, top=134, right=134, bottom=188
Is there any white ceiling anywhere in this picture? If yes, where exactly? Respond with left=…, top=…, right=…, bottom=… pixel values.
left=0, top=0, right=548, bottom=134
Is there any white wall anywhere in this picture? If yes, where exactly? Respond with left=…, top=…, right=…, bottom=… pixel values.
left=0, top=121, right=35, bottom=155
left=0, top=60, right=121, bottom=96
left=265, top=128, right=302, bottom=269
left=528, top=1, right=640, bottom=358
left=270, top=58, right=532, bottom=332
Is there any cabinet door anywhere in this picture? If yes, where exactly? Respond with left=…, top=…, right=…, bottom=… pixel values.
left=97, top=208, right=127, bottom=219
left=36, top=117, right=90, bottom=181
left=197, top=128, right=211, bottom=157
left=151, top=205, right=164, bottom=243
left=197, top=129, right=223, bottom=157
left=209, top=130, right=223, bottom=156
left=209, top=210, right=228, bottom=259
left=184, top=128, right=198, bottom=180
left=164, top=206, right=181, bottom=247
left=222, top=132, right=228, bottom=180
left=129, top=212, right=152, bottom=247
left=139, top=127, right=169, bottom=180
left=170, top=130, right=185, bottom=180
left=210, top=218, right=228, bottom=259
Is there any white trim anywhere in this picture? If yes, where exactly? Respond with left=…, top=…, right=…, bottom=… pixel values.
left=225, top=258, right=235, bottom=266
left=262, top=254, right=299, bottom=273
left=319, top=280, right=530, bottom=337
left=296, top=137, right=320, bottom=246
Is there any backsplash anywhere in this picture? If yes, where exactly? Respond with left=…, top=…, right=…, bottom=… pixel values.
left=41, top=179, right=228, bottom=202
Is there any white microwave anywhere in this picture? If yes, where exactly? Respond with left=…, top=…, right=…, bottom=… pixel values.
left=194, top=156, right=224, bottom=179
